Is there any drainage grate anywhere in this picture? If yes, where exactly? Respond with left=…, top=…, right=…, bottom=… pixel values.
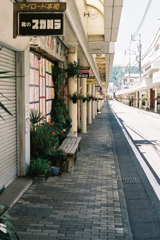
left=122, top=177, right=137, bottom=184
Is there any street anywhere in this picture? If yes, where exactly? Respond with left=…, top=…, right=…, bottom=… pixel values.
left=109, top=100, right=160, bottom=239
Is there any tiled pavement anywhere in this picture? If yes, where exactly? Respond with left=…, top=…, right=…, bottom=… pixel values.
left=9, top=102, right=132, bottom=240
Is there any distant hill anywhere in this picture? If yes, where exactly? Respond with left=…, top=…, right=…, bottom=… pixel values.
left=110, top=65, right=139, bottom=86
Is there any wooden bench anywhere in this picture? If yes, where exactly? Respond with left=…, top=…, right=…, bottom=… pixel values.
left=59, top=137, right=81, bottom=172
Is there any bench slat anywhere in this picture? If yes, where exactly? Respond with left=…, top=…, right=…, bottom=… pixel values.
left=59, top=137, right=81, bottom=154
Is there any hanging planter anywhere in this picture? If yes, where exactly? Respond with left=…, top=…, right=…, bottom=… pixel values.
left=68, top=92, right=82, bottom=103
left=67, top=61, right=80, bottom=78
left=73, top=97, right=77, bottom=104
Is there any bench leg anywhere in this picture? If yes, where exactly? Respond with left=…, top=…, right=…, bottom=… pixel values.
left=68, top=155, right=74, bottom=173
left=74, top=149, right=78, bottom=162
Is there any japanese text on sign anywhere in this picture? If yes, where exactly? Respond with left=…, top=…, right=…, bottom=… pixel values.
left=79, top=73, right=89, bottom=78
left=19, top=3, right=60, bottom=10
left=18, top=13, right=63, bottom=36
left=21, top=19, right=61, bottom=30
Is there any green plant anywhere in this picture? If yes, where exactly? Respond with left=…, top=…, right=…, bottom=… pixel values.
left=142, top=95, right=146, bottom=106
left=30, top=121, right=60, bottom=158
left=27, top=157, right=51, bottom=176
left=0, top=187, right=20, bottom=240
left=0, top=93, right=12, bottom=120
left=47, top=148, right=67, bottom=159
left=67, top=61, right=79, bottom=78
left=51, top=65, right=72, bottom=143
left=77, top=125, right=82, bottom=133
left=30, top=108, right=44, bottom=130
left=51, top=99, right=72, bottom=143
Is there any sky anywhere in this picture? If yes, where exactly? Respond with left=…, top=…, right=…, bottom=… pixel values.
left=113, top=0, right=160, bottom=66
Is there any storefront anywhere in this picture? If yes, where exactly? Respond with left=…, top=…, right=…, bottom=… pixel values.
left=29, top=36, right=66, bottom=121
left=0, top=46, right=17, bottom=188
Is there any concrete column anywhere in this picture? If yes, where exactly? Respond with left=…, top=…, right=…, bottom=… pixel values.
left=136, top=92, right=138, bottom=108
left=155, top=86, right=158, bottom=113
left=81, top=78, right=87, bottom=133
left=77, top=78, right=81, bottom=127
left=95, top=91, right=98, bottom=116
left=139, top=91, right=142, bottom=109
left=98, top=93, right=101, bottom=111
left=92, top=84, right=95, bottom=119
left=145, top=89, right=149, bottom=109
left=133, top=92, right=136, bottom=107
left=68, top=47, right=77, bottom=136
left=100, top=97, right=102, bottom=108
left=95, top=99, right=97, bottom=116
left=148, top=88, right=151, bottom=109
left=87, top=84, right=92, bottom=124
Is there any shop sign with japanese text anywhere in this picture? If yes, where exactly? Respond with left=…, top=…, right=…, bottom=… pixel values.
left=79, top=73, right=89, bottom=78
left=79, top=66, right=90, bottom=70
left=13, top=2, right=66, bottom=38
left=87, top=78, right=95, bottom=84
left=18, top=13, right=63, bottom=36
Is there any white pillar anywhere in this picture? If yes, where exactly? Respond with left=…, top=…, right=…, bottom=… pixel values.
left=92, top=84, right=95, bottom=119
left=148, top=88, right=151, bottom=109
left=87, top=84, right=92, bottom=124
left=139, top=91, right=142, bottom=109
left=98, top=93, right=101, bottom=111
left=145, top=89, right=148, bottom=109
left=155, top=86, right=158, bottom=113
left=95, top=91, right=98, bottom=116
left=133, top=92, right=136, bottom=107
left=136, top=92, right=138, bottom=108
left=81, top=78, right=87, bottom=133
left=78, top=78, right=81, bottom=127
left=68, top=47, right=77, bottom=136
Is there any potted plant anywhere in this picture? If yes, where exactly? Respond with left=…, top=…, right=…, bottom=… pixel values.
left=67, top=61, right=80, bottom=79
left=27, top=157, right=51, bottom=178
left=77, top=125, right=82, bottom=133
left=68, top=92, right=79, bottom=103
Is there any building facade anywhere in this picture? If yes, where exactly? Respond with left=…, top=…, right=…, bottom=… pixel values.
left=0, top=0, right=123, bottom=188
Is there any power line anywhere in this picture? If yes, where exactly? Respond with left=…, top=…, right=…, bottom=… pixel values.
left=116, top=0, right=152, bottom=82
left=133, top=0, right=152, bottom=36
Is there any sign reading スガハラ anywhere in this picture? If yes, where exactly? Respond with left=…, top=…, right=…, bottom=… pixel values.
left=13, top=2, right=66, bottom=38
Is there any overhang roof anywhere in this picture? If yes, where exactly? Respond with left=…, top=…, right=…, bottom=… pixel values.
left=59, top=0, right=123, bottom=88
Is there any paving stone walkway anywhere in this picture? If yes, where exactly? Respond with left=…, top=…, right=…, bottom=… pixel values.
left=9, top=102, right=132, bottom=240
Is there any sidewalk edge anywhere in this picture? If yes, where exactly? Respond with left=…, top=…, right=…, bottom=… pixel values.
left=107, top=102, right=133, bottom=240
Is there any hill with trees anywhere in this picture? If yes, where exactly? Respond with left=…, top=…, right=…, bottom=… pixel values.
left=110, top=65, right=140, bottom=86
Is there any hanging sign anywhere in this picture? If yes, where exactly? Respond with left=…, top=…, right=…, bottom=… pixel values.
left=18, top=13, right=64, bottom=36
left=87, top=78, right=95, bottom=84
left=79, top=73, right=90, bottom=78
left=79, top=66, right=90, bottom=70
left=78, top=69, right=89, bottom=78
left=13, top=2, right=66, bottom=38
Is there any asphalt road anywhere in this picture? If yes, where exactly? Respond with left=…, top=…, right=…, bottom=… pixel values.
left=108, top=100, right=160, bottom=240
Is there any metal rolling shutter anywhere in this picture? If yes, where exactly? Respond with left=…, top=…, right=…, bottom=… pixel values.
left=0, top=46, right=17, bottom=189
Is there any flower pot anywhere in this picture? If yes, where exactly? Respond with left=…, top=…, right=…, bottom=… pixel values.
left=73, top=98, right=77, bottom=103
left=51, top=166, right=59, bottom=176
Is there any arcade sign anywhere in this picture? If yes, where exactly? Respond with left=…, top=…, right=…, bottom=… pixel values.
left=78, top=69, right=89, bottom=78
left=13, top=2, right=66, bottom=38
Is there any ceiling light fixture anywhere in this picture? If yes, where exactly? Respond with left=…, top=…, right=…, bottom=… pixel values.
left=84, top=9, right=98, bottom=19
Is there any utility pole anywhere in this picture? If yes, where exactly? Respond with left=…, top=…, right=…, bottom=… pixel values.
left=125, top=47, right=136, bottom=82
left=132, top=34, right=142, bottom=82
left=138, top=34, right=142, bottom=82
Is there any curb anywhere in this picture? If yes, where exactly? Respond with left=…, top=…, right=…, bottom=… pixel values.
left=107, top=102, right=133, bottom=240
